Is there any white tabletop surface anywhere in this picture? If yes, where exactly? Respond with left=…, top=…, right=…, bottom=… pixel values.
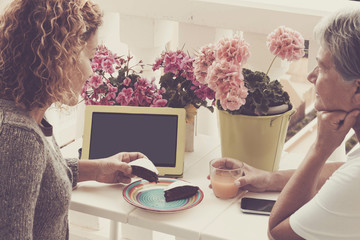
left=201, top=191, right=278, bottom=240
left=127, top=144, right=239, bottom=239
left=71, top=181, right=134, bottom=222
left=201, top=152, right=303, bottom=240
left=61, top=134, right=301, bottom=240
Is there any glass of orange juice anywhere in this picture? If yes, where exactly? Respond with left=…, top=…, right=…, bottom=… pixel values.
left=209, top=158, right=244, bottom=199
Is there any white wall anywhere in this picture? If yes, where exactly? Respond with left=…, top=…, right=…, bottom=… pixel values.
left=2, top=0, right=356, bottom=144
left=0, top=0, right=11, bottom=12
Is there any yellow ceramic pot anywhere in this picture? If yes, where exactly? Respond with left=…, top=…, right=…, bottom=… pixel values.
left=218, top=108, right=295, bottom=172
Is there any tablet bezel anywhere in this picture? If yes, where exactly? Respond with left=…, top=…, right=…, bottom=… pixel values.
left=81, top=105, right=186, bottom=177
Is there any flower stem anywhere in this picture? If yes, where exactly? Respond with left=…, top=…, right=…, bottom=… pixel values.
left=266, top=55, right=278, bottom=76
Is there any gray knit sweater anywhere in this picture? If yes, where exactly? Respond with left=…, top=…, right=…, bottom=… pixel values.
left=0, top=99, right=78, bottom=240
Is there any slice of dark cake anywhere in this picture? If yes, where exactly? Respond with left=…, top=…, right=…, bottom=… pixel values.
left=164, top=181, right=199, bottom=202
left=129, top=158, right=159, bottom=183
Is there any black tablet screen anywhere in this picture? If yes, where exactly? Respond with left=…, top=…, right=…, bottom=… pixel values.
left=89, top=112, right=178, bottom=167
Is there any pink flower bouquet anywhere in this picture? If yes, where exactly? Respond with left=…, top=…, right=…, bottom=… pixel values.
left=153, top=49, right=215, bottom=122
left=194, top=26, right=305, bottom=116
left=82, top=45, right=167, bottom=107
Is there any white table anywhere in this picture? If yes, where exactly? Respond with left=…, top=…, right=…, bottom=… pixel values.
left=62, top=134, right=301, bottom=240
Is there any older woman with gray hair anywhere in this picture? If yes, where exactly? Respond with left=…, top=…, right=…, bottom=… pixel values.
left=227, top=7, right=360, bottom=240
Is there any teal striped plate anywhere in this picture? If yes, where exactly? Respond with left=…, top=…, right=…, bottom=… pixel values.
left=123, top=178, right=204, bottom=212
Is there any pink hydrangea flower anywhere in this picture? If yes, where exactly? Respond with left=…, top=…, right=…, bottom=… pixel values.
left=215, top=35, right=250, bottom=66
left=88, top=75, right=102, bottom=89
left=266, top=26, right=305, bottom=61
left=82, top=45, right=167, bottom=107
left=107, top=84, right=118, bottom=93
left=205, top=60, right=248, bottom=111
left=91, top=61, right=100, bottom=72
left=123, top=77, right=131, bottom=86
left=116, top=88, right=134, bottom=106
left=153, top=49, right=216, bottom=109
left=193, top=43, right=216, bottom=84
left=101, top=59, right=115, bottom=74
left=151, top=99, right=168, bottom=107
left=105, top=92, right=116, bottom=101
left=194, top=85, right=215, bottom=102
left=152, top=57, right=163, bottom=71
left=155, top=50, right=190, bottom=76
left=193, top=27, right=304, bottom=112
left=133, top=78, right=157, bottom=106
left=90, top=45, right=118, bottom=73
left=193, top=35, right=250, bottom=111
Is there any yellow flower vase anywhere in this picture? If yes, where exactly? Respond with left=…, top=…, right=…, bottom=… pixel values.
left=218, top=108, right=295, bottom=172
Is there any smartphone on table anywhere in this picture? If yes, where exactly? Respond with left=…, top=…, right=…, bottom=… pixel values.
left=240, top=197, right=276, bottom=215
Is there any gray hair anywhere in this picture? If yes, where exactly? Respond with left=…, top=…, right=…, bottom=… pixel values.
left=314, top=7, right=360, bottom=81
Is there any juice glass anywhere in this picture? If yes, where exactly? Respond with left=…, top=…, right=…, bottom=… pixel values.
left=209, top=158, right=244, bottom=199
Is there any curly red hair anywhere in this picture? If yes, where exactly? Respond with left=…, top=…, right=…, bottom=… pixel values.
left=0, top=0, right=102, bottom=110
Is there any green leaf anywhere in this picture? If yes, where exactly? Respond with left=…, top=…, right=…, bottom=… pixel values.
left=227, top=68, right=292, bottom=116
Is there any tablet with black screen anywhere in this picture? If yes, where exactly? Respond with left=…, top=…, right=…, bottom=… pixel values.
left=81, top=105, right=186, bottom=177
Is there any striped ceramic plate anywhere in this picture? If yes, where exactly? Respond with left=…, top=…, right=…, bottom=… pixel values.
left=123, top=178, right=204, bottom=212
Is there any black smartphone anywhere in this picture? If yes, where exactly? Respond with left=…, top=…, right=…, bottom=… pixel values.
left=240, top=197, right=276, bottom=215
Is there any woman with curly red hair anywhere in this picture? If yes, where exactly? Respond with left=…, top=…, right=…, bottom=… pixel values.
left=0, top=0, right=146, bottom=239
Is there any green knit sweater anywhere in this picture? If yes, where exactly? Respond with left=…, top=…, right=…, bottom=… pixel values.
left=0, top=99, right=78, bottom=239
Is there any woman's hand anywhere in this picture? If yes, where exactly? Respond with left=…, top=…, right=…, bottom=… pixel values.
left=315, top=110, right=360, bottom=158
left=95, top=152, right=147, bottom=184
left=234, top=161, right=274, bottom=192
left=207, top=158, right=273, bottom=193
